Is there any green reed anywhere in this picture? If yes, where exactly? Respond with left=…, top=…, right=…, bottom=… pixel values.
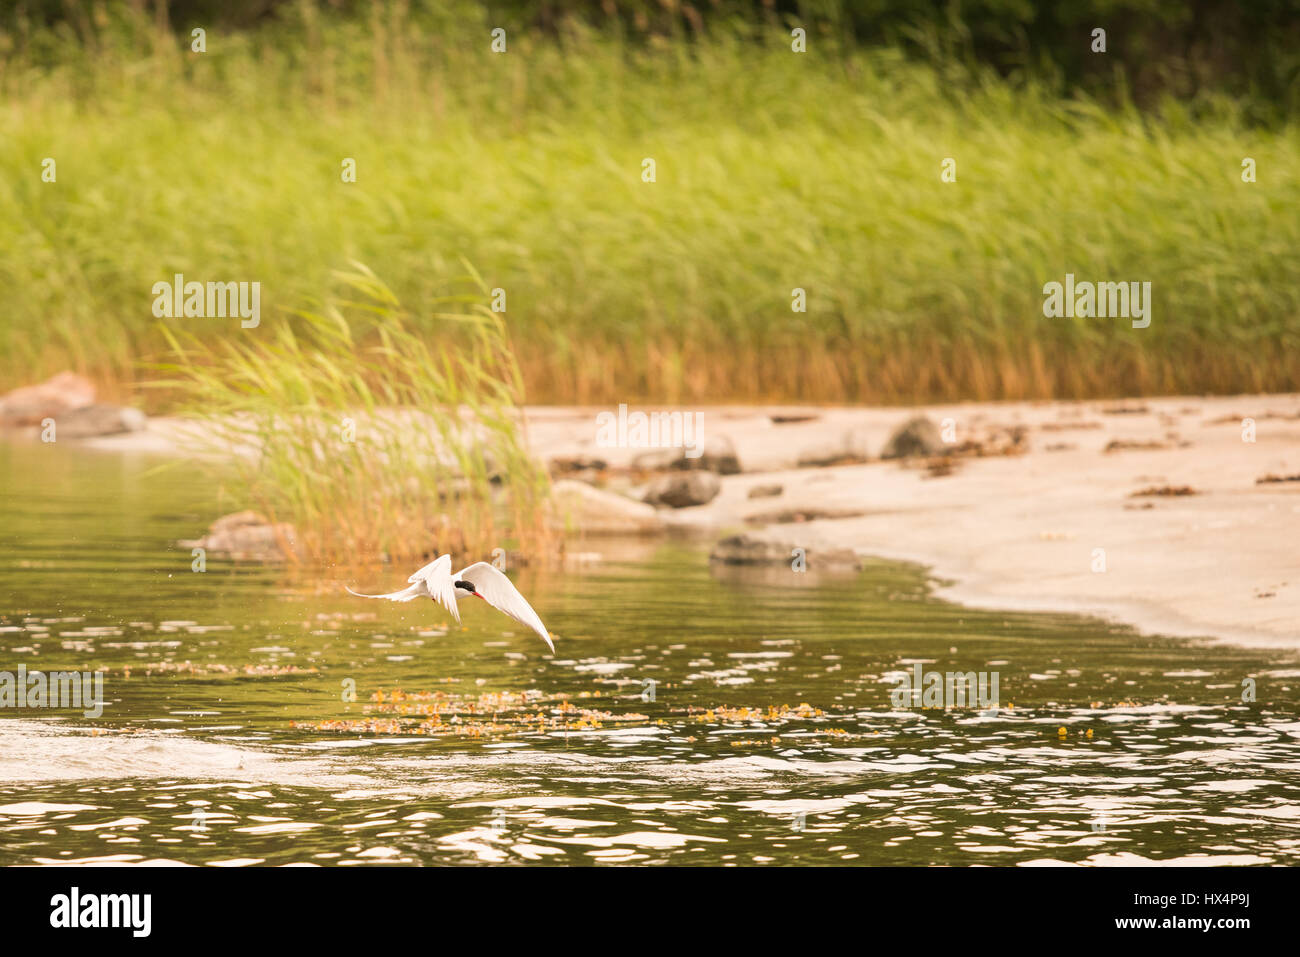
left=152, top=263, right=552, bottom=565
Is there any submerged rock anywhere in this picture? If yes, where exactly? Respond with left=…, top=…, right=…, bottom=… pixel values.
left=178, top=510, right=299, bottom=562
left=642, top=471, right=721, bottom=508
left=744, top=506, right=869, bottom=524
left=550, top=479, right=665, bottom=534
left=880, top=415, right=944, bottom=459
left=0, top=372, right=96, bottom=426
left=709, top=533, right=861, bottom=569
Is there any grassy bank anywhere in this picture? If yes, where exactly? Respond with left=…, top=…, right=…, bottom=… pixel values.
left=3, top=3, right=1298, bottom=403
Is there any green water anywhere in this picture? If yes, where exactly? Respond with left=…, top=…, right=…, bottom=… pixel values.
left=2, top=440, right=1299, bottom=866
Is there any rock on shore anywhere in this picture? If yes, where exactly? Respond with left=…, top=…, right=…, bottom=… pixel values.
left=0, top=372, right=147, bottom=437
left=550, top=479, right=665, bottom=534
left=55, top=403, right=147, bottom=438
left=631, top=435, right=741, bottom=474
left=879, top=415, right=944, bottom=459
left=643, top=471, right=722, bottom=508
left=0, top=372, right=97, bottom=426
left=178, top=511, right=299, bottom=562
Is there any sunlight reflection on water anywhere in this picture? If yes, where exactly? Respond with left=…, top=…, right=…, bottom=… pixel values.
left=2, top=442, right=1300, bottom=865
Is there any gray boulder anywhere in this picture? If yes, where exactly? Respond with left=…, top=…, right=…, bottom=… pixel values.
left=880, top=415, right=944, bottom=459
left=643, top=471, right=721, bottom=508
left=693, top=435, right=742, bottom=475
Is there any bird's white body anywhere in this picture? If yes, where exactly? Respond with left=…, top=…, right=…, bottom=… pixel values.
left=346, top=555, right=554, bottom=653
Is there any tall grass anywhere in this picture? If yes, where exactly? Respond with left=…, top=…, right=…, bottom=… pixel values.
left=2, top=2, right=1298, bottom=402
left=153, top=263, right=552, bottom=565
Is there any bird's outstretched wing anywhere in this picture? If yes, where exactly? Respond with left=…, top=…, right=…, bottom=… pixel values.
left=345, top=581, right=427, bottom=602
left=457, top=562, right=554, bottom=652
left=346, top=554, right=461, bottom=622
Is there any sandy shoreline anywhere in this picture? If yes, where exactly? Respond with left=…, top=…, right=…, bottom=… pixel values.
left=67, top=394, right=1300, bottom=650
